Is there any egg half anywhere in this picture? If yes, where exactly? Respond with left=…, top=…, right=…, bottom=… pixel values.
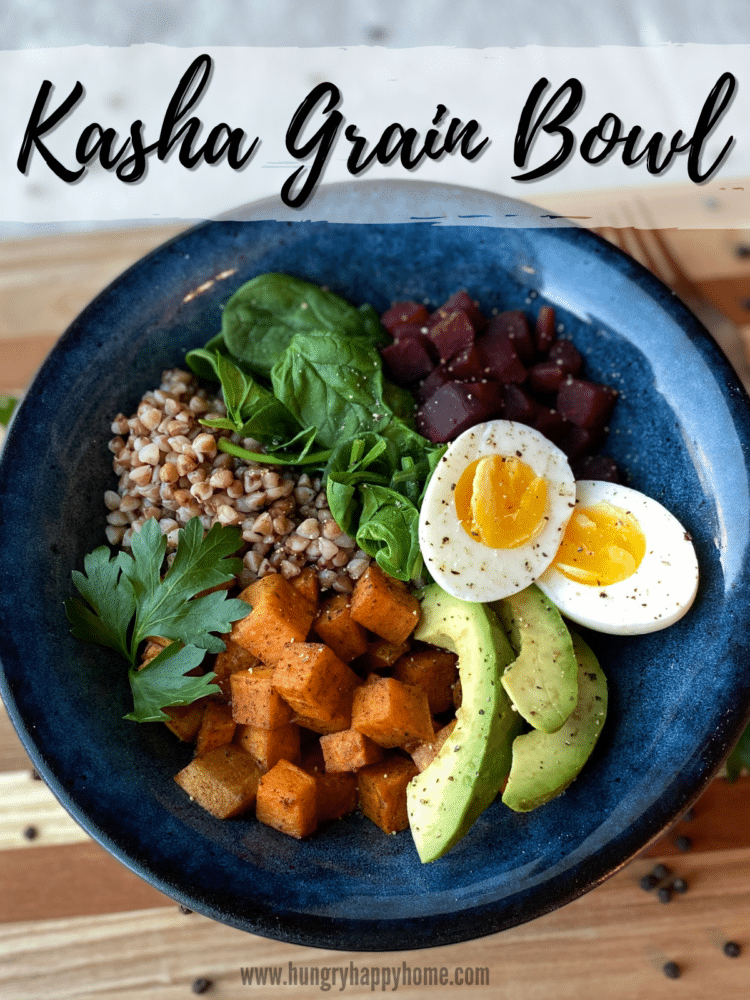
left=536, top=479, right=699, bottom=635
left=419, top=420, right=576, bottom=602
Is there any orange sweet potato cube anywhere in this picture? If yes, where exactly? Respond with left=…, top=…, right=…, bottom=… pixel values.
left=392, top=649, right=458, bottom=715
left=354, top=637, right=411, bottom=674
left=273, top=643, right=359, bottom=734
left=313, top=594, right=369, bottom=663
left=289, top=566, right=320, bottom=608
left=234, top=722, right=301, bottom=772
left=230, top=666, right=293, bottom=729
left=351, top=676, right=434, bottom=749
left=163, top=700, right=208, bottom=742
left=256, top=759, right=318, bottom=838
left=214, top=637, right=261, bottom=698
left=315, top=771, right=358, bottom=823
left=357, top=756, right=419, bottom=833
left=319, top=729, right=384, bottom=772
left=174, top=744, right=262, bottom=818
left=349, top=564, right=421, bottom=645
left=194, top=702, right=236, bottom=757
left=409, top=719, right=458, bottom=773
left=230, top=575, right=315, bottom=666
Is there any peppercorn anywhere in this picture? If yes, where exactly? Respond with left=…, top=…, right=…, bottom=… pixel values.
left=671, top=877, right=688, bottom=894
left=723, top=941, right=741, bottom=958
left=23, top=825, right=38, bottom=840
left=640, top=873, right=659, bottom=891
left=662, top=961, right=681, bottom=979
left=651, top=863, right=671, bottom=880
left=178, top=904, right=193, bottom=915
left=191, top=978, right=212, bottom=994
left=675, top=835, right=692, bottom=852
left=657, top=886, right=673, bottom=904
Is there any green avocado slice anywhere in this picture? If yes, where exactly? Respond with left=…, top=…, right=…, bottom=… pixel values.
left=501, top=629, right=608, bottom=813
left=493, top=584, right=578, bottom=733
left=406, top=584, right=522, bottom=863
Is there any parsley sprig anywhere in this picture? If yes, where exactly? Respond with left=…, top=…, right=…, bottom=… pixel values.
left=65, top=517, right=250, bottom=722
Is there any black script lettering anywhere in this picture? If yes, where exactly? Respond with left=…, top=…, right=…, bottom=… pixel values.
left=513, top=77, right=583, bottom=181
left=281, top=82, right=343, bottom=208
left=17, top=80, right=86, bottom=181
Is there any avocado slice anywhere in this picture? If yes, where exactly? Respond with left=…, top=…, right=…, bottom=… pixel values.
left=493, top=584, right=578, bottom=733
left=406, top=584, right=523, bottom=863
left=501, top=629, right=608, bottom=813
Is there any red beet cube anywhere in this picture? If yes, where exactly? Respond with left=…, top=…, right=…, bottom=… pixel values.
left=559, top=424, right=606, bottom=461
left=381, top=301, right=430, bottom=334
left=557, top=377, right=618, bottom=430
left=391, top=321, right=429, bottom=339
left=529, top=359, right=565, bottom=395
left=535, top=305, right=557, bottom=356
left=548, top=339, right=583, bottom=376
left=571, top=454, right=622, bottom=483
left=429, top=311, right=475, bottom=363
left=485, top=311, right=535, bottom=365
left=416, top=381, right=502, bottom=443
left=476, top=327, right=527, bottom=384
left=533, top=406, right=567, bottom=445
left=416, top=366, right=451, bottom=404
left=444, top=344, right=484, bottom=380
left=381, top=333, right=436, bottom=385
left=429, top=290, right=487, bottom=332
left=501, top=384, right=541, bottom=425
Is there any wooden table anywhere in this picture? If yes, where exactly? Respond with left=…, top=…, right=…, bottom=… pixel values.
left=1, top=220, right=749, bottom=999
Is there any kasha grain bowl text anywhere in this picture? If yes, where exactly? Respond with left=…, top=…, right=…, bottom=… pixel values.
left=1, top=182, right=749, bottom=951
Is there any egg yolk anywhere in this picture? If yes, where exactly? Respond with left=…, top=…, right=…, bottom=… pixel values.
left=552, top=502, right=646, bottom=585
left=455, top=454, right=548, bottom=548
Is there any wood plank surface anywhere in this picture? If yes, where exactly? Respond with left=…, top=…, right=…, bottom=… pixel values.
left=1, top=203, right=749, bottom=999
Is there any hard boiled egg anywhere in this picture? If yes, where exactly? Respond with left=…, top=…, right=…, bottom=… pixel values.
left=536, top=480, right=699, bottom=635
left=419, top=420, right=576, bottom=602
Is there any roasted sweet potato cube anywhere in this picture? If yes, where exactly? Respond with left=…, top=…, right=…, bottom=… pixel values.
left=214, top=638, right=261, bottom=698
left=256, top=759, right=318, bottom=839
left=289, top=566, right=320, bottom=608
left=357, top=756, right=419, bottom=833
left=410, top=719, right=458, bottom=773
left=194, top=702, right=236, bottom=757
left=351, top=677, right=434, bottom=748
left=273, top=643, right=359, bottom=732
left=319, top=729, right=384, bottom=772
left=354, top=638, right=411, bottom=674
left=230, top=575, right=315, bottom=665
left=174, top=744, right=261, bottom=818
left=392, top=648, right=458, bottom=715
left=315, top=771, right=358, bottom=823
left=313, top=594, right=369, bottom=663
left=291, top=698, right=354, bottom=736
left=234, top=721, right=301, bottom=772
left=349, top=564, right=421, bottom=645
left=230, top=666, right=293, bottom=729
left=163, top=701, right=208, bottom=742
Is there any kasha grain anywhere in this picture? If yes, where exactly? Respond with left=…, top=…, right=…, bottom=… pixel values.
left=105, top=370, right=370, bottom=592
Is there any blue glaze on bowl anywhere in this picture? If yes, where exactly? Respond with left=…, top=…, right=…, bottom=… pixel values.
left=2, top=183, right=750, bottom=951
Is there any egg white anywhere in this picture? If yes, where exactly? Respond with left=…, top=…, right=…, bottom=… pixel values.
left=536, top=480, right=699, bottom=635
left=418, top=420, right=576, bottom=603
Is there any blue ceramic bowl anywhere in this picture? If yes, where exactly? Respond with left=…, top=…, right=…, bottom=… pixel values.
left=2, top=182, right=750, bottom=951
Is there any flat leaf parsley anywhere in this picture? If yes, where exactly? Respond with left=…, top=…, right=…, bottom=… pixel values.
left=65, top=517, right=250, bottom=721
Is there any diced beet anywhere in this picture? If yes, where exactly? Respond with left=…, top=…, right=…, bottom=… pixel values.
left=381, top=334, right=436, bottom=385
left=415, top=366, right=451, bottom=404
left=533, top=406, right=567, bottom=445
left=501, top=384, right=541, bottom=426
left=391, top=321, right=429, bottom=339
left=485, top=310, right=535, bottom=365
left=444, top=344, right=485, bottom=380
left=476, top=327, right=527, bottom=384
left=559, top=424, right=606, bottom=461
left=571, top=454, right=623, bottom=483
left=529, top=359, right=565, bottom=395
left=416, top=381, right=503, bottom=443
left=381, top=301, right=430, bottom=333
left=557, top=377, right=618, bottom=430
left=429, top=290, right=487, bottom=332
left=535, top=305, right=557, bottom=356
left=429, top=311, right=475, bottom=362
left=548, top=339, right=583, bottom=376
